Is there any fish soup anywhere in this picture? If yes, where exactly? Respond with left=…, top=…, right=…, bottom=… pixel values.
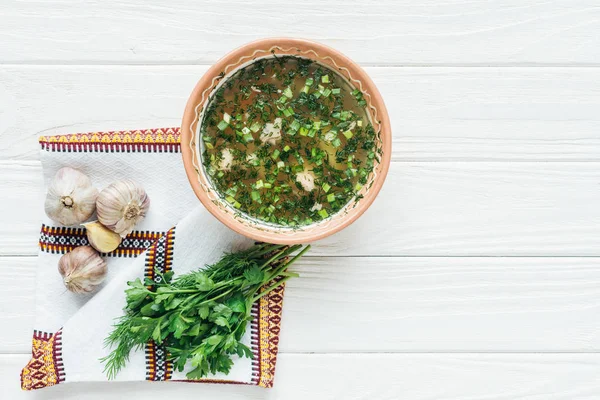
left=200, top=56, right=377, bottom=227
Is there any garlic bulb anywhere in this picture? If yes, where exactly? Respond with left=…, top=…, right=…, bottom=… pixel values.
left=83, top=221, right=122, bottom=253
left=45, top=167, right=99, bottom=226
left=58, top=246, right=107, bottom=293
left=97, top=180, right=150, bottom=237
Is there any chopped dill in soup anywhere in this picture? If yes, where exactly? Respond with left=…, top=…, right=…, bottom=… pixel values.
left=200, top=56, right=377, bottom=227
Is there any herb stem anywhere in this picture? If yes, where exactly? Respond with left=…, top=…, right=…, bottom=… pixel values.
left=251, top=275, right=294, bottom=303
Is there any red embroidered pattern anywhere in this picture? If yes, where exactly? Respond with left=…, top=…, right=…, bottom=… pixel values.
left=21, top=330, right=65, bottom=390
left=144, top=228, right=176, bottom=381
left=39, top=224, right=164, bottom=256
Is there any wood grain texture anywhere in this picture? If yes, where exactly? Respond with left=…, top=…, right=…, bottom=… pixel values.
left=2, top=353, right=600, bottom=399
left=1, top=0, right=600, bottom=65
left=1, top=66, right=600, bottom=161
left=3, top=160, right=600, bottom=257
left=5, top=256, right=600, bottom=353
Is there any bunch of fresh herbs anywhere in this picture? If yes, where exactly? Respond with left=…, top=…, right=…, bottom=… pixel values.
left=101, top=243, right=309, bottom=380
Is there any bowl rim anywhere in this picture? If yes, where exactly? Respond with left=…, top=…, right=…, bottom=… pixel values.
left=181, top=37, right=391, bottom=244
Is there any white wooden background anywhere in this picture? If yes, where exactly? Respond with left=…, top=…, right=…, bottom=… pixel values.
left=2, top=0, right=600, bottom=398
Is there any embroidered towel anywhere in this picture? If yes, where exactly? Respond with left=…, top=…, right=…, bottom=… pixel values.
left=21, top=129, right=285, bottom=390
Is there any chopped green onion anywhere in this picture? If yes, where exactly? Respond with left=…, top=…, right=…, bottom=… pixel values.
left=264, top=182, right=272, bottom=189
left=217, top=120, right=229, bottom=131
left=283, top=107, right=294, bottom=117
left=271, top=149, right=280, bottom=159
left=357, top=120, right=363, bottom=127
left=313, top=91, right=322, bottom=99
left=277, top=95, right=288, bottom=104
left=322, top=88, right=332, bottom=97
left=251, top=191, right=261, bottom=202
left=305, top=78, right=314, bottom=86
left=318, top=209, right=329, bottom=219
left=283, top=145, right=291, bottom=152
left=322, top=183, right=331, bottom=193
left=307, top=129, right=317, bottom=138
left=313, top=121, right=321, bottom=130
left=283, top=87, right=293, bottom=98
left=225, top=195, right=235, bottom=203
left=223, top=112, right=231, bottom=124
left=299, top=127, right=308, bottom=136
left=332, top=138, right=342, bottom=147
left=204, top=142, right=214, bottom=150
left=233, top=201, right=241, bottom=209
left=290, top=120, right=301, bottom=131
left=242, top=127, right=251, bottom=135
left=321, top=75, right=330, bottom=83
left=255, top=180, right=264, bottom=189
left=243, top=133, right=254, bottom=143
left=250, top=121, right=262, bottom=133
left=332, top=88, right=341, bottom=95
left=355, top=183, right=363, bottom=191
left=277, top=161, right=285, bottom=168
left=327, top=193, right=336, bottom=202
left=235, top=114, right=243, bottom=121
left=343, top=130, right=353, bottom=139
left=301, top=85, right=310, bottom=94
left=217, top=171, right=224, bottom=178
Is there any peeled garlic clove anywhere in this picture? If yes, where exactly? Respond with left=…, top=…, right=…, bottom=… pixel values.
left=58, top=246, right=107, bottom=293
left=45, top=167, right=99, bottom=226
left=83, top=221, right=122, bottom=253
left=97, top=180, right=150, bottom=237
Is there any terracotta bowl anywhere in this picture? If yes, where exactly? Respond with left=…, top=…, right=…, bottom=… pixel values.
left=181, top=38, right=391, bottom=244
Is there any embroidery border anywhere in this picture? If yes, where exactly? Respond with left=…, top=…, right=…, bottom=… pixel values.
left=145, top=228, right=175, bottom=381
left=39, top=224, right=164, bottom=257
left=255, top=283, right=285, bottom=388
left=20, top=329, right=65, bottom=390
left=39, top=128, right=180, bottom=153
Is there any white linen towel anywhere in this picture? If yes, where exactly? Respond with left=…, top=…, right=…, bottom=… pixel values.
left=21, top=128, right=285, bottom=390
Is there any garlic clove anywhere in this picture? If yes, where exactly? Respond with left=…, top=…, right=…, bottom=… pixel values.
left=83, top=221, right=122, bottom=253
left=58, top=246, right=107, bottom=293
left=45, top=167, right=99, bottom=226
left=97, top=180, right=150, bottom=237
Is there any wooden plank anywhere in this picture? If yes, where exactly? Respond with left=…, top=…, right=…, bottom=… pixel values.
left=3, top=353, right=600, bottom=399
left=1, top=1, right=600, bottom=64
left=3, top=160, right=600, bottom=257
left=2, top=66, right=600, bottom=161
left=5, top=256, right=600, bottom=353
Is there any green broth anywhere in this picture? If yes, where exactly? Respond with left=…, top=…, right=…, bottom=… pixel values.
left=200, top=56, right=376, bottom=227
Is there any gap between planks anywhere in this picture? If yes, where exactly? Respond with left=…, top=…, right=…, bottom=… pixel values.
left=4, top=62, right=600, bottom=67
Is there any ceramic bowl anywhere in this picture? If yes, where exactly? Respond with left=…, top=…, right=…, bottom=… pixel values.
left=181, top=38, right=391, bottom=244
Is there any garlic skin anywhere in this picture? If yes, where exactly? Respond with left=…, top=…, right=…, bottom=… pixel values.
left=97, top=180, right=150, bottom=237
left=58, top=246, right=107, bottom=293
left=83, top=221, right=122, bottom=253
left=45, top=167, right=98, bottom=226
